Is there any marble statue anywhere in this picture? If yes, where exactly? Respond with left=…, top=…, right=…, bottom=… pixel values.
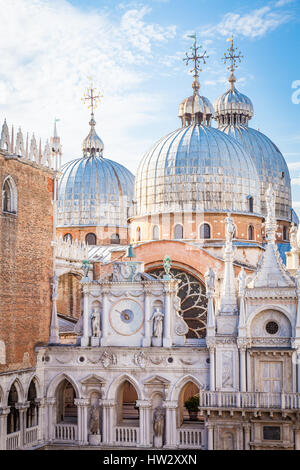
left=89, top=404, right=100, bottom=435
left=266, top=184, right=275, bottom=219
left=225, top=213, right=235, bottom=243
left=91, top=310, right=100, bottom=337
left=290, top=223, right=298, bottom=251
left=238, top=268, right=247, bottom=294
left=151, top=307, right=164, bottom=338
left=153, top=406, right=165, bottom=447
left=51, top=273, right=58, bottom=300
left=82, top=259, right=90, bottom=278
left=205, top=267, right=215, bottom=292
left=163, top=255, right=172, bottom=278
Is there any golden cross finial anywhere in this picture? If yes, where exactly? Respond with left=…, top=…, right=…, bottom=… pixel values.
left=222, top=37, right=243, bottom=72
left=183, top=33, right=209, bottom=78
left=81, top=78, right=102, bottom=116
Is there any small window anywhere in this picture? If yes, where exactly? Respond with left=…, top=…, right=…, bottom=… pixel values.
left=248, top=196, right=254, bottom=213
left=153, top=225, right=159, bottom=240
left=2, top=176, right=17, bottom=214
left=136, top=227, right=141, bottom=242
left=85, top=233, right=97, bottom=245
left=110, top=233, right=120, bottom=245
left=200, top=223, right=211, bottom=239
left=63, top=233, right=73, bottom=243
left=263, top=426, right=281, bottom=441
left=283, top=226, right=288, bottom=241
left=248, top=225, right=254, bottom=240
left=174, top=224, right=183, bottom=239
left=265, top=321, right=279, bottom=335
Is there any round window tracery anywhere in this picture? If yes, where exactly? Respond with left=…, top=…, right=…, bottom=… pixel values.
left=265, top=321, right=279, bottom=335
left=149, top=268, right=207, bottom=339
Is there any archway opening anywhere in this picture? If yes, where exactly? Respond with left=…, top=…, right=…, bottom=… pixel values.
left=7, top=383, right=19, bottom=434
left=116, top=380, right=139, bottom=425
left=26, top=380, right=38, bottom=428
left=56, top=379, right=77, bottom=424
left=178, top=381, right=200, bottom=426
left=85, top=233, right=97, bottom=246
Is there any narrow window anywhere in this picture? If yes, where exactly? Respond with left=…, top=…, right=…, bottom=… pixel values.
left=2, top=177, right=17, bottom=214
left=200, top=223, right=211, bottom=239
left=174, top=224, right=183, bottom=239
left=153, top=225, right=159, bottom=240
left=63, top=233, right=73, bottom=243
left=248, top=225, right=254, bottom=240
left=110, top=233, right=120, bottom=245
left=85, top=233, right=97, bottom=245
left=248, top=196, right=254, bottom=213
left=283, top=226, right=288, bottom=241
left=136, top=227, right=141, bottom=242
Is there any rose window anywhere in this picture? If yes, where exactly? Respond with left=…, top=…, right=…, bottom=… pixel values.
left=149, top=268, right=207, bottom=339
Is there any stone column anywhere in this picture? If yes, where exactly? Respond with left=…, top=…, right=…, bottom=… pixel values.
left=0, top=407, right=10, bottom=450
left=101, top=400, right=115, bottom=446
left=74, top=398, right=90, bottom=445
left=296, top=352, right=300, bottom=393
left=206, top=423, right=214, bottom=450
left=81, top=284, right=90, bottom=347
left=46, top=398, right=56, bottom=442
left=142, top=290, right=152, bottom=347
left=35, top=398, right=46, bottom=443
left=163, top=401, right=177, bottom=449
left=239, top=345, right=247, bottom=392
left=207, top=343, right=215, bottom=391
left=163, top=285, right=172, bottom=347
left=16, top=401, right=30, bottom=448
left=136, top=400, right=151, bottom=447
left=244, top=423, right=251, bottom=450
left=100, top=289, right=110, bottom=347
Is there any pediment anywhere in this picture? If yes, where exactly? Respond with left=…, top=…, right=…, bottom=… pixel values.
left=80, top=374, right=106, bottom=385
left=143, top=375, right=170, bottom=387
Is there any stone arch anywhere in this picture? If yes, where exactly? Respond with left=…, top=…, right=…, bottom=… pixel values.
left=25, top=375, right=42, bottom=400
left=247, top=305, right=293, bottom=337
left=5, top=377, right=25, bottom=405
left=46, top=373, right=80, bottom=399
left=106, top=373, right=144, bottom=401
left=26, top=378, right=39, bottom=428
left=0, top=384, right=4, bottom=405
left=169, top=375, right=202, bottom=402
left=170, top=375, right=202, bottom=427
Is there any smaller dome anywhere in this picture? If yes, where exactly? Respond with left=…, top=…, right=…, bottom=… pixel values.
left=178, top=94, right=214, bottom=126
left=82, top=115, right=104, bottom=157
left=214, top=73, right=253, bottom=126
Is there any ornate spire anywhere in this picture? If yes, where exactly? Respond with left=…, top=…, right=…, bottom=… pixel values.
left=265, top=184, right=277, bottom=243
left=183, top=33, right=209, bottom=95
left=81, top=80, right=104, bottom=158
left=219, top=213, right=238, bottom=315
left=50, top=118, right=62, bottom=170
left=222, top=37, right=243, bottom=90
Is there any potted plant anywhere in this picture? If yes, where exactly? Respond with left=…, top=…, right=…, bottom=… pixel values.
left=184, top=395, right=199, bottom=421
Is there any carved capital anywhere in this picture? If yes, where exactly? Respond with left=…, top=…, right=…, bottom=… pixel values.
left=136, top=400, right=152, bottom=409
left=74, top=398, right=90, bottom=407
left=0, top=407, right=11, bottom=416
left=162, top=400, right=178, bottom=410
left=100, top=399, right=115, bottom=408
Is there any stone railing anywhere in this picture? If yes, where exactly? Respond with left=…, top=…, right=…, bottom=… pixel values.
left=115, top=426, right=139, bottom=446
left=55, top=423, right=78, bottom=442
left=177, top=427, right=204, bottom=449
left=199, top=391, right=300, bottom=409
left=24, top=426, right=39, bottom=447
left=6, top=431, right=21, bottom=450
left=55, top=236, right=89, bottom=262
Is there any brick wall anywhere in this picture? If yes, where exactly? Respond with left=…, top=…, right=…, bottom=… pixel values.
left=0, top=153, right=54, bottom=372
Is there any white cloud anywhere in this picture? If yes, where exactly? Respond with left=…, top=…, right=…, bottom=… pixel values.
left=200, top=5, right=291, bottom=39
left=292, top=177, right=300, bottom=186
left=0, top=0, right=176, bottom=172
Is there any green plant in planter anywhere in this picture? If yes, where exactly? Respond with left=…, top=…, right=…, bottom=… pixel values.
left=184, top=395, right=199, bottom=412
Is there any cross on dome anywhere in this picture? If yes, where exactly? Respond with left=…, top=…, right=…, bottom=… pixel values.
left=81, top=79, right=104, bottom=158
left=183, top=34, right=209, bottom=94
left=222, top=37, right=243, bottom=90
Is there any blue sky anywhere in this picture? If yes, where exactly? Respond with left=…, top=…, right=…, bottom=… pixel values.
left=0, top=0, right=299, bottom=211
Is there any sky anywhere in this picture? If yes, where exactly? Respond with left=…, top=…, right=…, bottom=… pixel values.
left=0, top=0, right=300, bottom=212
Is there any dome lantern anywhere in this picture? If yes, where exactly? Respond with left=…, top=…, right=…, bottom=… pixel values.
left=81, top=83, right=104, bottom=158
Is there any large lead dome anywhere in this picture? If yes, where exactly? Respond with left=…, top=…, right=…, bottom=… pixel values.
left=57, top=113, right=134, bottom=227
left=134, top=122, right=261, bottom=217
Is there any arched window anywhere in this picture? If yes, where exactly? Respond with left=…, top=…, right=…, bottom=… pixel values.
left=85, top=233, right=97, bottom=245
left=110, top=233, right=120, bottom=245
left=56, top=379, right=77, bottom=424
left=63, top=233, right=73, bottom=243
left=248, top=196, right=254, bottom=213
left=153, top=225, right=159, bottom=240
left=174, top=224, right=183, bottom=239
left=136, top=227, right=141, bottom=242
left=200, top=223, right=211, bottom=239
left=117, top=380, right=139, bottom=425
left=2, top=176, right=17, bottom=214
left=26, top=380, right=38, bottom=428
left=283, top=226, right=288, bottom=241
left=248, top=225, right=254, bottom=240
left=7, top=384, right=19, bottom=434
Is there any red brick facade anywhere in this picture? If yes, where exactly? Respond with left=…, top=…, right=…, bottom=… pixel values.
left=0, top=152, right=54, bottom=372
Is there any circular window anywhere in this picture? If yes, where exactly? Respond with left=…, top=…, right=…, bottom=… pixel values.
left=79, top=356, right=85, bottom=363
left=266, top=321, right=279, bottom=335
left=168, top=357, right=173, bottom=363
